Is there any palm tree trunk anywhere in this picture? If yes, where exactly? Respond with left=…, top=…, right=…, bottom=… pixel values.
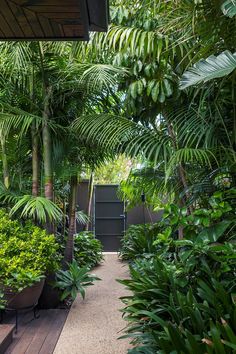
left=85, top=172, right=94, bottom=231
left=42, top=87, right=54, bottom=233
left=64, top=175, right=78, bottom=265
left=62, top=198, right=67, bottom=239
left=164, top=113, right=193, bottom=239
left=43, top=110, right=53, bottom=201
left=39, top=42, right=54, bottom=233
left=32, top=121, right=40, bottom=197
left=0, top=132, right=10, bottom=189
left=166, top=120, right=193, bottom=208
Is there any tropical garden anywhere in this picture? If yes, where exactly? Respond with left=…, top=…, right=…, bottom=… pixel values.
left=0, top=0, right=236, bottom=353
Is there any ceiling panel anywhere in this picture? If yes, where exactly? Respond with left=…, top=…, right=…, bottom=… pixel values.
left=0, top=0, right=108, bottom=40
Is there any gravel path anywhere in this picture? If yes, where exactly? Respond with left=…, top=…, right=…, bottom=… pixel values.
left=54, top=254, right=131, bottom=354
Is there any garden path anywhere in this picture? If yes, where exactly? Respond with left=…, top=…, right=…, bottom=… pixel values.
left=53, top=254, right=131, bottom=354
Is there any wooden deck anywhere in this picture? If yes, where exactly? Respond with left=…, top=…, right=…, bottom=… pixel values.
left=2, top=309, right=68, bottom=354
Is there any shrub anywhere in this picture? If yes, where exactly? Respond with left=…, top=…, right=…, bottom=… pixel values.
left=74, top=231, right=103, bottom=269
left=161, top=189, right=236, bottom=242
left=120, top=223, right=165, bottom=261
left=0, top=209, right=60, bottom=291
left=119, top=242, right=236, bottom=353
left=118, top=189, right=236, bottom=352
left=55, top=260, right=100, bottom=301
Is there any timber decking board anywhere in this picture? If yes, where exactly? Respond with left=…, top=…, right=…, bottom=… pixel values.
left=0, top=324, right=15, bottom=354
left=38, top=310, right=69, bottom=354
left=3, top=309, right=68, bottom=354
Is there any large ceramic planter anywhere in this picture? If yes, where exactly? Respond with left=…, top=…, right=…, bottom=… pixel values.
left=38, top=273, right=61, bottom=309
left=3, top=279, right=45, bottom=310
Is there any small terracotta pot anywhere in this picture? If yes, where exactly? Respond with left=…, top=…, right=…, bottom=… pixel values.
left=4, top=279, right=45, bottom=309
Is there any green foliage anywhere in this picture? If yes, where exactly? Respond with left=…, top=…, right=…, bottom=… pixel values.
left=76, top=211, right=90, bottom=225
left=5, top=272, right=44, bottom=292
left=162, top=188, right=236, bottom=241
left=180, top=51, right=236, bottom=89
left=72, top=0, right=236, bottom=214
left=119, top=166, right=163, bottom=210
left=120, top=188, right=236, bottom=265
left=94, top=155, right=132, bottom=184
left=74, top=232, right=103, bottom=269
left=221, top=0, right=236, bottom=18
left=55, top=260, right=100, bottom=301
left=0, top=292, right=6, bottom=310
left=119, top=245, right=236, bottom=353
left=0, top=209, right=60, bottom=291
left=10, top=195, right=63, bottom=224
left=120, top=223, right=165, bottom=261
left=119, top=189, right=236, bottom=352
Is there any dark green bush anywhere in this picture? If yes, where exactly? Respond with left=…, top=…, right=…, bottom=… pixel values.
left=120, top=223, right=164, bottom=261
left=119, top=191, right=236, bottom=353
left=119, top=246, right=236, bottom=353
left=74, top=231, right=103, bottom=269
left=0, top=209, right=60, bottom=291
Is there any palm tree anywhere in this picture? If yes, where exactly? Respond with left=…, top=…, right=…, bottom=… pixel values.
left=71, top=0, right=236, bottom=211
left=52, top=127, right=111, bottom=264
left=0, top=41, right=125, bottom=264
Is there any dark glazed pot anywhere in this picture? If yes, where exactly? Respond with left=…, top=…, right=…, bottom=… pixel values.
left=38, top=273, right=61, bottom=309
left=4, top=279, right=45, bottom=309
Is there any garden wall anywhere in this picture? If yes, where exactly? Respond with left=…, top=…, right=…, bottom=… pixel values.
left=77, top=180, right=162, bottom=245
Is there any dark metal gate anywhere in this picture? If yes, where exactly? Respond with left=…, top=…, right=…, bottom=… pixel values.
left=94, top=185, right=125, bottom=251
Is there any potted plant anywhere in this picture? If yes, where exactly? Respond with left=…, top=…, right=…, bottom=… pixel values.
left=3, top=272, right=45, bottom=310
left=0, top=210, right=60, bottom=310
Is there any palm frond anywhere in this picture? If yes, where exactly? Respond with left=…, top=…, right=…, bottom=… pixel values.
left=221, top=0, right=236, bottom=18
left=10, top=195, right=63, bottom=223
left=166, top=148, right=217, bottom=182
left=180, top=51, right=236, bottom=89
left=72, top=114, right=172, bottom=165
left=76, top=211, right=89, bottom=225
left=76, top=63, right=127, bottom=92
left=0, top=182, right=20, bottom=205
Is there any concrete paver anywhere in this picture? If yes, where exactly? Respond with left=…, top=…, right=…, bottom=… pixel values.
left=54, top=254, right=131, bottom=354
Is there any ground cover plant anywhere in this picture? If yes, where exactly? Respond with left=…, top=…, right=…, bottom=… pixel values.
left=120, top=252, right=236, bottom=353
left=120, top=223, right=163, bottom=261
left=118, top=191, right=236, bottom=353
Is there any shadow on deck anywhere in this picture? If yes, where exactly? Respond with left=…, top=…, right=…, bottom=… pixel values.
left=1, top=309, right=68, bottom=354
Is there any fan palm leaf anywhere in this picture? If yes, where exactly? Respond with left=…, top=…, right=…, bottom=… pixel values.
left=10, top=195, right=63, bottom=224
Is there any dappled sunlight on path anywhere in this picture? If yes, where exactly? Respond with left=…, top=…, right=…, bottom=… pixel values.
left=54, top=254, right=131, bottom=354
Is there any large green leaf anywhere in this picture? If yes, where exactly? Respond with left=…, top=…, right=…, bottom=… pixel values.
left=196, top=220, right=232, bottom=242
left=221, top=0, right=236, bottom=18
left=180, top=51, right=236, bottom=89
